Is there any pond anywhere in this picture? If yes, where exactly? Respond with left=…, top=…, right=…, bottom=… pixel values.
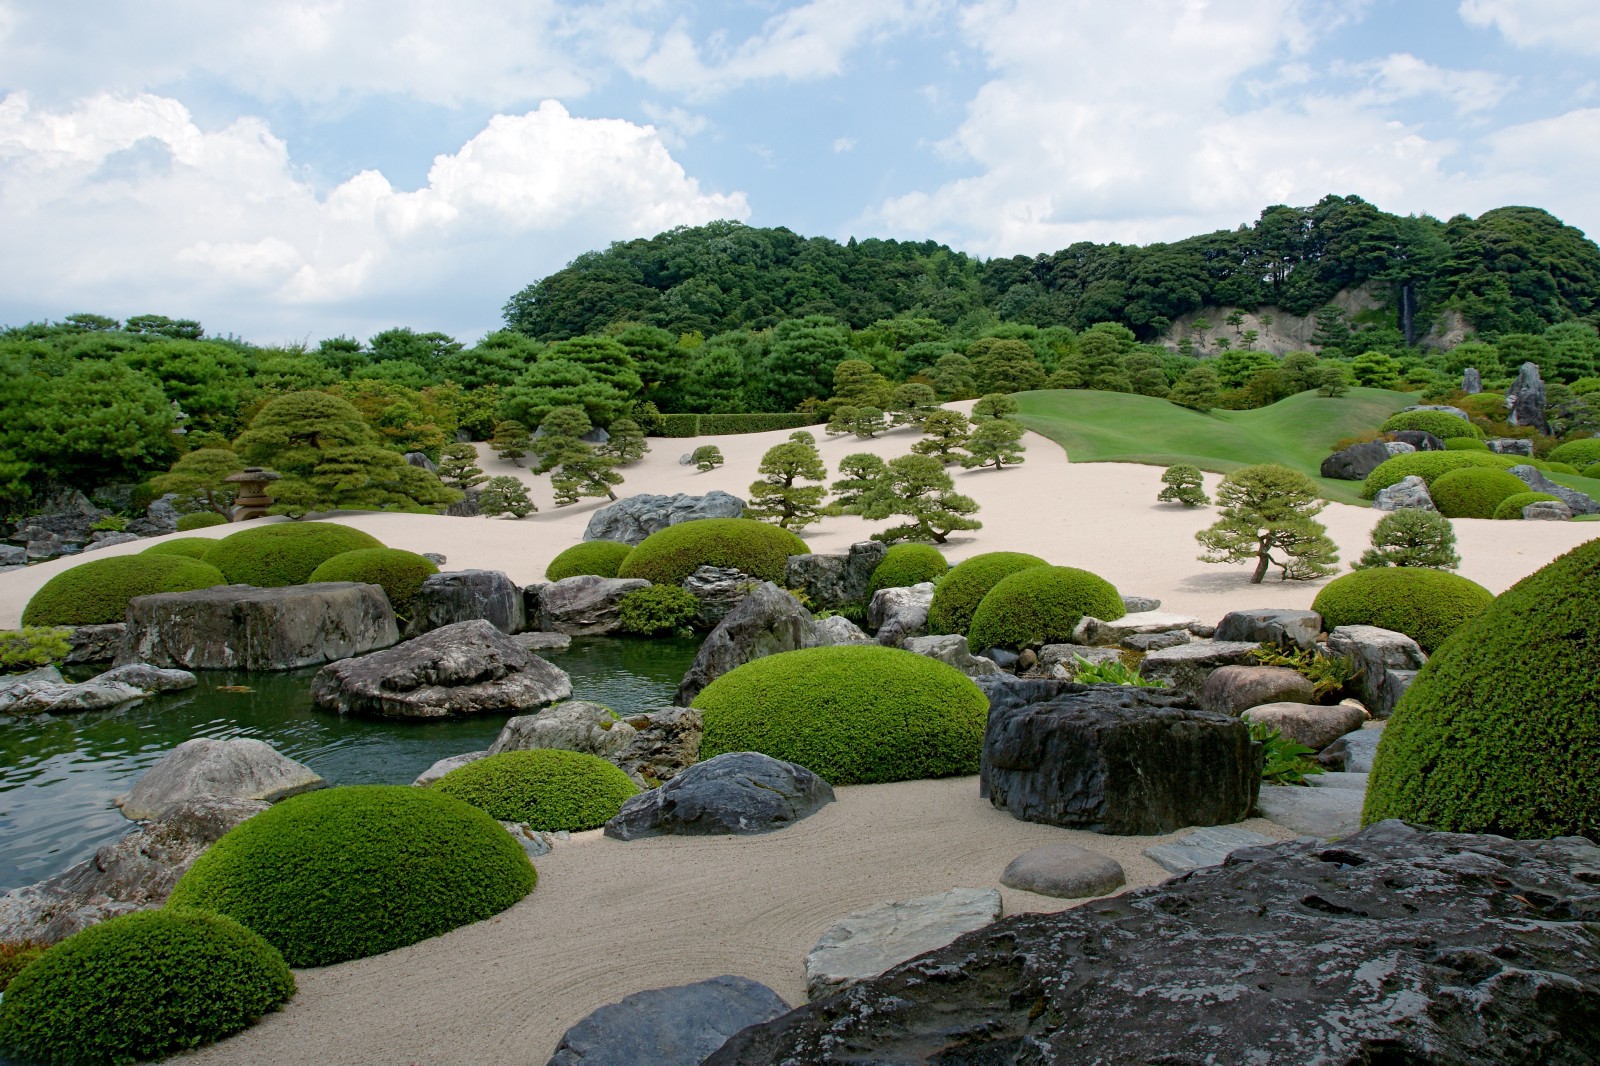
left=0, top=636, right=701, bottom=894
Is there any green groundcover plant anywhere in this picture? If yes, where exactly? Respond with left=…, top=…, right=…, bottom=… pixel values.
left=1311, top=567, right=1493, bottom=653
left=21, top=555, right=226, bottom=626
left=1426, top=467, right=1530, bottom=519
left=202, top=521, right=384, bottom=587
left=616, top=518, right=805, bottom=586
left=176, top=511, right=229, bottom=531
left=545, top=540, right=634, bottom=581
left=433, top=749, right=640, bottom=831
left=925, top=551, right=1049, bottom=637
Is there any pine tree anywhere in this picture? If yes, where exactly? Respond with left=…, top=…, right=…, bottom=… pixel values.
left=911, top=409, right=972, bottom=464
left=1355, top=509, right=1459, bottom=570
left=598, top=417, right=650, bottom=465
left=691, top=445, right=724, bottom=472
left=491, top=420, right=529, bottom=464
left=437, top=442, right=488, bottom=492
left=961, top=418, right=1026, bottom=470
left=1169, top=365, right=1222, bottom=411
left=831, top=452, right=888, bottom=514
left=480, top=475, right=536, bottom=518
left=151, top=447, right=245, bottom=515
left=825, top=405, right=858, bottom=436
left=747, top=440, right=828, bottom=530
left=971, top=393, right=1020, bottom=422
left=1157, top=464, right=1209, bottom=506
left=863, top=454, right=982, bottom=544
left=888, top=382, right=939, bottom=427
left=1195, top=464, right=1338, bottom=583
left=552, top=448, right=623, bottom=505
left=850, top=406, right=888, bottom=439
left=529, top=405, right=592, bottom=473
left=931, top=353, right=978, bottom=400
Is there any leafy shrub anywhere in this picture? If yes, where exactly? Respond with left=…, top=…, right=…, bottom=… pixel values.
left=1250, top=644, right=1355, bottom=700
left=1157, top=464, right=1209, bottom=506
left=868, top=543, right=948, bottom=594
left=0, top=627, right=72, bottom=674
left=176, top=511, right=229, bottom=531
left=1543, top=461, right=1580, bottom=475
left=0, top=910, right=293, bottom=1065
left=167, top=785, right=535, bottom=967
left=1250, top=723, right=1325, bottom=786
left=618, top=584, right=699, bottom=635
left=307, top=547, right=438, bottom=619
left=1427, top=467, right=1531, bottom=519
left=0, top=942, right=45, bottom=992
left=141, top=536, right=221, bottom=560
left=546, top=540, right=633, bottom=581
left=202, top=522, right=384, bottom=587
left=433, top=749, right=639, bottom=831
left=1311, top=567, right=1493, bottom=653
left=656, top=413, right=818, bottom=437
left=1072, top=655, right=1164, bottom=687
left=1363, top=538, right=1600, bottom=837
left=1354, top=509, right=1459, bottom=570
left=617, top=518, right=806, bottom=586
left=1548, top=438, right=1600, bottom=467
left=1360, top=450, right=1516, bottom=498
left=89, top=515, right=128, bottom=533
left=1584, top=463, right=1600, bottom=480
left=1492, top=491, right=1563, bottom=520
left=480, top=475, right=536, bottom=518
left=1380, top=410, right=1484, bottom=440
left=925, top=551, right=1049, bottom=636
left=690, top=445, right=724, bottom=472
left=966, top=565, right=1125, bottom=650
left=694, top=645, right=988, bottom=785
left=1442, top=437, right=1490, bottom=451
left=22, top=555, right=227, bottom=626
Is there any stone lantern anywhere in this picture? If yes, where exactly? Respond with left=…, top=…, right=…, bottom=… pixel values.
left=226, top=468, right=281, bottom=521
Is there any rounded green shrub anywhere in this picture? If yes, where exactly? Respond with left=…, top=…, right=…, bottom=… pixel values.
left=307, top=547, right=438, bottom=618
left=1583, top=462, right=1600, bottom=480
left=926, top=551, right=1049, bottom=636
left=868, top=543, right=949, bottom=595
left=1492, top=491, right=1563, bottom=520
left=966, top=566, right=1125, bottom=650
left=1548, top=438, right=1600, bottom=467
left=433, top=749, right=639, bottom=831
left=1442, top=436, right=1489, bottom=452
left=176, top=511, right=229, bottom=531
left=1380, top=410, right=1483, bottom=440
left=1426, top=467, right=1531, bottom=519
left=694, top=645, right=988, bottom=785
left=545, top=540, right=633, bottom=581
left=0, top=909, right=293, bottom=1065
left=202, top=522, right=384, bottom=587
left=1543, top=461, right=1580, bottom=475
left=167, top=785, right=535, bottom=967
left=1363, top=538, right=1600, bottom=837
left=617, top=583, right=700, bottom=635
left=141, top=537, right=223, bottom=560
left=1360, top=450, right=1516, bottom=498
left=21, top=555, right=227, bottom=627
left=1311, top=567, right=1493, bottom=653
left=616, top=518, right=806, bottom=586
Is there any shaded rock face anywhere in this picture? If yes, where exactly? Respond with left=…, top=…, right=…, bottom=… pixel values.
left=604, top=751, right=835, bottom=840
left=1488, top=436, right=1534, bottom=456
left=1242, top=701, right=1366, bottom=751
left=674, top=583, right=816, bottom=706
left=1462, top=366, right=1482, bottom=394
left=866, top=582, right=933, bottom=647
left=1325, top=625, right=1426, bottom=718
left=1214, top=608, right=1322, bottom=650
left=1525, top=500, right=1574, bottom=520
left=547, top=975, right=790, bottom=1066
left=64, top=623, right=127, bottom=664
left=117, top=737, right=324, bottom=821
left=582, top=490, right=745, bottom=545
left=900, top=634, right=1000, bottom=677
left=537, top=575, right=652, bottom=636
left=1319, top=722, right=1384, bottom=772
left=1137, top=639, right=1260, bottom=699
left=1320, top=440, right=1393, bottom=481
left=119, top=582, right=399, bottom=671
left=1037, top=644, right=1121, bottom=677
left=613, top=706, right=703, bottom=785
left=406, top=569, right=525, bottom=636
left=682, top=565, right=753, bottom=629
left=1373, top=474, right=1436, bottom=512
left=1509, top=464, right=1600, bottom=515
left=1387, top=429, right=1445, bottom=452
left=804, top=888, right=1003, bottom=1001
left=488, top=700, right=637, bottom=760
left=309, top=619, right=571, bottom=719
left=1198, top=665, right=1315, bottom=716
left=709, top=822, right=1600, bottom=1066
left=784, top=541, right=886, bottom=610
left=1506, top=360, right=1549, bottom=432
left=812, top=614, right=872, bottom=645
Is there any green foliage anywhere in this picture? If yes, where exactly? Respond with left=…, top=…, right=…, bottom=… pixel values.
left=617, top=518, right=806, bottom=586
left=176, top=511, right=229, bottom=531
left=167, top=785, right=535, bottom=967
left=617, top=583, right=701, bottom=636
left=911, top=409, right=971, bottom=463
left=691, top=445, right=724, bottom=472
left=960, top=418, right=1026, bottom=470
left=1196, top=464, right=1339, bottom=583
left=966, top=565, right=1124, bottom=650
left=1442, top=436, right=1490, bottom=451
left=868, top=543, right=949, bottom=594
left=306, top=548, right=438, bottom=620
left=1071, top=654, right=1164, bottom=687
left=694, top=645, right=989, bottom=785
left=202, top=522, right=384, bottom=587
left=89, top=515, right=127, bottom=533
left=528, top=405, right=595, bottom=473
left=971, top=393, right=1019, bottom=421
left=550, top=446, right=623, bottom=506
left=1158, top=464, right=1209, bottom=506
left=597, top=417, right=650, bottom=464
left=546, top=540, right=633, bottom=581
left=152, top=448, right=245, bottom=516
left=1360, top=450, right=1517, bottom=498
left=1169, top=364, right=1222, bottom=410
left=746, top=439, right=828, bottom=530
left=1427, top=467, right=1532, bottom=519
left=436, top=441, right=488, bottom=491
left=142, top=537, right=224, bottom=561
left=479, top=475, right=536, bottom=518
left=22, top=555, right=227, bottom=626
left=1549, top=438, right=1600, bottom=467
left=1250, top=722, right=1326, bottom=786
left=1311, top=567, right=1493, bottom=653
left=0, top=909, right=293, bottom=1066
left=0, top=942, right=45, bottom=992
left=1355, top=508, right=1460, bottom=570
left=1250, top=644, right=1355, bottom=701
left=434, top=749, right=639, bottom=831
left=861, top=454, right=983, bottom=544
left=1380, top=410, right=1484, bottom=440
left=1584, top=463, right=1600, bottom=480
left=654, top=413, right=819, bottom=437
left=491, top=420, right=530, bottom=463
left=830, top=452, right=888, bottom=513
left=1492, top=491, right=1563, bottom=519
left=0, top=627, right=72, bottom=674
left=926, top=551, right=1050, bottom=636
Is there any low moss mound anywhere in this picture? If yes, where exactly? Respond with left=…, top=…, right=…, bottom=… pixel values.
left=545, top=540, right=634, bottom=581
left=1543, top=461, right=1580, bottom=475
left=616, top=518, right=806, bottom=586
left=202, top=522, right=385, bottom=587
left=1442, top=437, right=1489, bottom=452
left=1427, top=467, right=1531, bottom=519
left=167, top=785, right=535, bottom=967
left=1548, top=438, right=1600, bottom=467
left=141, top=537, right=223, bottom=560
left=1380, top=410, right=1483, bottom=440
left=1311, top=567, right=1493, bottom=653
left=1360, top=450, right=1516, bottom=498
left=0, top=909, right=293, bottom=1066
left=433, top=749, right=640, bottom=831
left=1363, top=538, right=1600, bottom=837
left=925, top=551, right=1049, bottom=636
left=176, top=511, right=229, bottom=531
left=694, top=645, right=989, bottom=785
left=22, top=555, right=227, bottom=627
left=307, top=547, right=438, bottom=618
left=1583, top=463, right=1600, bottom=480
left=966, top=565, right=1125, bottom=650
left=868, top=543, right=949, bottom=595
left=1492, top=491, right=1563, bottom=519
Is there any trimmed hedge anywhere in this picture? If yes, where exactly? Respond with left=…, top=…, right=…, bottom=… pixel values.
left=1311, top=567, right=1493, bottom=653
left=1492, top=491, right=1563, bottom=520
left=176, top=511, right=229, bottom=531
left=655, top=413, right=821, bottom=437
left=22, top=555, right=227, bottom=627
left=1584, top=463, right=1600, bottom=480
left=167, top=785, right=535, bottom=967
left=433, top=749, right=640, bottom=831
left=925, top=551, right=1049, bottom=637
left=1548, top=438, right=1600, bottom=467
left=307, top=548, right=438, bottom=618
left=545, top=540, right=633, bottom=581
left=967, top=565, right=1125, bottom=650
left=202, top=522, right=385, bottom=587
left=1360, top=451, right=1516, bottom=498
left=694, top=645, right=988, bottom=785
left=1363, top=537, right=1600, bottom=837
left=1427, top=467, right=1531, bottom=519
left=141, top=537, right=223, bottom=560
left=616, top=518, right=806, bottom=586
left=0, top=909, right=293, bottom=1066
left=868, top=543, right=949, bottom=595
left=1380, top=410, right=1483, bottom=440
left=1442, top=437, right=1489, bottom=452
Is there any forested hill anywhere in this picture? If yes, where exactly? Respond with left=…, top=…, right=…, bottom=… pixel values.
left=502, top=195, right=1600, bottom=343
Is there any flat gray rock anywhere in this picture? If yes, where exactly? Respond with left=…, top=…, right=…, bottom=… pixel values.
left=117, top=737, right=324, bottom=821
left=1255, top=778, right=1366, bottom=839
left=604, top=751, right=834, bottom=840
left=812, top=614, right=872, bottom=645
left=489, top=700, right=638, bottom=760
left=1137, top=640, right=1261, bottom=700
left=547, top=975, right=789, bottom=1066
left=1318, top=721, right=1385, bottom=773
left=1143, top=825, right=1275, bottom=875
left=512, top=631, right=572, bottom=652
left=1073, top=611, right=1198, bottom=647
left=900, top=634, right=1000, bottom=677
left=805, top=887, right=1003, bottom=1000
left=1000, top=843, right=1125, bottom=899
left=1214, top=608, right=1322, bottom=650
left=412, top=750, right=489, bottom=786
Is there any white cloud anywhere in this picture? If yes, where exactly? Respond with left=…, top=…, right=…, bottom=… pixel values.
left=1346, top=53, right=1513, bottom=114
left=833, top=137, right=857, bottom=153
left=1459, top=0, right=1600, bottom=56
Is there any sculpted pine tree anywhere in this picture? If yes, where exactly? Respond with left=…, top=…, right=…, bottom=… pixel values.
left=436, top=442, right=488, bottom=492
left=850, top=406, right=888, bottom=439
left=491, top=420, right=529, bottom=464
left=961, top=418, right=1026, bottom=470
left=888, top=383, right=938, bottom=427
left=151, top=447, right=245, bottom=515
left=479, top=475, right=536, bottom=518
left=1195, top=464, right=1338, bottom=583
left=597, top=417, right=650, bottom=465
left=1157, top=464, right=1209, bottom=507
left=825, top=405, right=858, bottom=436
left=829, top=359, right=894, bottom=412
left=911, top=409, right=972, bottom=464
left=971, top=393, right=1020, bottom=422
left=691, top=445, right=724, bottom=472
left=1169, top=365, right=1222, bottom=411
left=830, top=452, right=888, bottom=514
left=1355, top=509, right=1460, bottom=570
left=529, top=406, right=593, bottom=474
left=863, top=454, right=982, bottom=544
left=552, top=448, right=623, bottom=505
left=747, top=440, right=828, bottom=530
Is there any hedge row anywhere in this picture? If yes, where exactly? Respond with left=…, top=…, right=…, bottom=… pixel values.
left=655, top=413, right=822, bottom=437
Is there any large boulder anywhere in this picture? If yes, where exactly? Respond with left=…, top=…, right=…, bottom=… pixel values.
left=1372, top=474, right=1436, bottom=512
left=1508, top=464, right=1600, bottom=515
left=1214, top=608, right=1322, bottom=650
left=1241, top=701, right=1367, bottom=751
left=583, top=491, right=745, bottom=546
left=406, top=569, right=525, bottom=636
left=117, top=737, right=324, bottom=821
left=1319, top=440, right=1393, bottom=481
left=1325, top=624, right=1426, bottom=718
left=783, top=541, right=886, bottom=610
left=1506, top=360, right=1548, bottom=432
left=1037, top=644, right=1122, bottom=677
left=812, top=614, right=872, bottom=645
left=682, top=565, right=753, bottom=629
left=1462, top=366, right=1482, bottom=394
left=2, top=662, right=197, bottom=716
left=1198, top=665, right=1316, bottom=716
left=1387, top=429, right=1445, bottom=452
left=118, top=582, right=398, bottom=671
left=900, top=634, right=1001, bottom=677
left=63, top=622, right=127, bottom=664
left=1488, top=436, right=1534, bottom=456
left=674, top=583, right=817, bottom=706
left=548, top=975, right=790, bottom=1066
left=612, top=706, right=703, bottom=786
left=803, top=887, right=1003, bottom=1001
left=309, top=618, right=571, bottom=719
left=604, top=751, right=835, bottom=840
left=866, top=582, right=934, bottom=647
left=1525, top=500, right=1575, bottom=521
left=536, top=575, right=652, bottom=635
left=488, top=700, right=638, bottom=760
left=1137, top=639, right=1261, bottom=699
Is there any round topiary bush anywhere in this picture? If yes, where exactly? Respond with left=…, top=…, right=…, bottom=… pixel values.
left=1549, top=438, right=1600, bottom=467
left=176, top=511, right=229, bottom=531
left=1310, top=567, right=1493, bottom=653
left=21, top=555, right=227, bottom=627
left=141, top=537, right=224, bottom=560
left=925, top=551, right=1049, bottom=636
left=433, top=749, right=640, bottom=831
left=868, top=543, right=949, bottom=595
left=306, top=547, right=438, bottom=619
left=1380, top=410, right=1484, bottom=440
left=202, top=522, right=385, bottom=587
left=1543, top=461, right=1580, bottom=475
left=615, top=518, right=806, bottom=587
left=545, top=540, right=634, bottom=581
left=694, top=645, right=989, bottom=785
left=617, top=583, right=700, bottom=635
left=0, top=909, right=293, bottom=1065
left=167, top=785, right=535, bottom=967
left=1442, top=437, right=1489, bottom=452
left=966, top=565, right=1125, bottom=650
left=1360, top=450, right=1516, bottom=498
left=1584, top=462, right=1600, bottom=480
left=1426, top=467, right=1532, bottom=519
left=1362, top=538, right=1600, bottom=838
left=1492, top=491, right=1563, bottom=520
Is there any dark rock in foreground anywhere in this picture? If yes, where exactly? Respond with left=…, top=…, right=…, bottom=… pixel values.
left=605, top=751, right=834, bottom=840
left=548, top=974, right=789, bottom=1066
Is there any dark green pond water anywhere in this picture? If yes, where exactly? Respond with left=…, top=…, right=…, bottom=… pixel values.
left=0, top=636, right=700, bottom=894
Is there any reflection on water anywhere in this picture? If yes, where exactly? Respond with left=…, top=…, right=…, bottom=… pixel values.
left=0, top=636, right=699, bottom=893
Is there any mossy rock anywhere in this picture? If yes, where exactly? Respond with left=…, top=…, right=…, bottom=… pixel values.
left=1363, top=538, right=1600, bottom=837
left=176, top=511, right=229, bottom=531
left=925, top=552, right=1049, bottom=637
left=433, top=749, right=640, bottom=831
left=1548, top=438, right=1600, bottom=467
left=966, top=565, right=1125, bottom=650
left=202, top=522, right=385, bottom=587
left=1311, top=567, right=1493, bottom=653
left=694, top=645, right=989, bottom=785
left=1379, top=410, right=1484, bottom=440
left=545, top=540, right=634, bottom=582
left=21, top=555, right=227, bottom=627
left=615, top=518, right=806, bottom=586
left=1441, top=437, right=1489, bottom=452
left=1492, top=491, right=1563, bottom=520
left=141, top=537, right=224, bottom=561
left=868, top=543, right=949, bottom=595
left=167, top=785, right=535, bottom=967
left=1427, top=467, right=1531, bottom=519
left=307, top=548, right=439, bottom=619
left=1360, top=451, right=1517, bottom=498
left=0, top=909, right=293, bottom=1066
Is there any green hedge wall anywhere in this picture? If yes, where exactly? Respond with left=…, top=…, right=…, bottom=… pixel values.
left=654, top=413, right=822, bottom=437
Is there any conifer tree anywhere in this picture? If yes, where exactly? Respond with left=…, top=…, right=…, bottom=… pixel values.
left=1157, top=464, right=1209, bottom=507
left=597, top=417, right=650, bottom=465
left=480, top=475, right=536, bottom=518
left=1196, top=464, right=1338, bottom=583
left=1169, top=365, right=1222, bottom=411
left=491, top=420, right=529, bottom=464
left=831, top=452, right=888, bottom=514
left=911, top=409, right=972, bottom=464
left=691, top=445, right=724, bottom=471
left=825, top=405, right=858, bottom=436
left=961, top=418, right=1026, bottom=470
left=850, top=406, right=888, bottom=439
left=529, top=406, right=592, bottom=473
left=971, top=393, right=1020, bottom=422
left=551, top=449, right=623, bottom=505
left=747, top=439, right=828, bottom=530
left=888, top=382, right=939, bottom=427
left=437, top=442, right=488, bottom=492
left=863, top=454, right=982, bottom=544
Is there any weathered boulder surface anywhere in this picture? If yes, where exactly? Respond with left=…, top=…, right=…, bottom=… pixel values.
left=537, top=575, right=651, bottom=635
left=682, top=565, right=753, bottom=629
left=512, top=631, right=572, bottom=653
left=1462, top=366, right=1483, bottom=394
left=1318, top=721, right=1384, bottom=772
left=413, top=750, right=488, bottom=786
left=1509, top=464, right=1599, bottom=515
left=489, top=700, right=637, bottom=760
left=709, top=822, right=1600, bottom=1066
left=803, top=888, right=1003, bottom=1001
left=674, top=583, right=817, bottom=706
left=1037, top=644, right=1121, bottom=678
left=1, top=662, right=197, bottom=716
left=1506, top=360, right=1548, bottom=432
left=1198, top=665, right=1316, bottom=716
left=1121, top=629, right=1189, bottom=652
left=1255, top=773, right=1368, bottom=838
left=1000, top=843, right=1125, bottom=899
left=1142, top=824, right=1275, bottom=875
left=1325, top=624, right=1426, bottom=718
left=1072, top=611, right=1197, bottom=647
left=1214, top=608, right=1322, bottom=650
left=866, top=582, right=933, bottom=646
left=406, top=569, right=525, bottom=636
left=1488, top=436, right=1534, bottom=456
left=1387, top=429, right=1445, bottom=452
left=1242, top=701, right=1366, bottom=751
left=1319, top=440, right=1393, bottom=481
left=81, top=531, right=141, bottom=552
left=1373, top=474, right=1436, bottom=511
left=582, top=490, right=745, bottom=545
left=900, top=634, right=1000, bottom=677
left=784, top=541, right=886, bottom=610
left=1525, top=500, right=1575, bottom=521
left=117, top=737, right=324, bottom=821
left=1138, top=639, right=1260, bottom=699
left=613, top=706, right=703, bottom=785
left=604, top=751, right=834, bottom=840
left=812, top=614, right=872, bottom=645
left=64, top=622, right=127, bottom=664
left=547, top=975, right=790, bottom=1066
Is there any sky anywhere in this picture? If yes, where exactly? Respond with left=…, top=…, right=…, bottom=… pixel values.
left=1, top=0, right=1598, bottom=346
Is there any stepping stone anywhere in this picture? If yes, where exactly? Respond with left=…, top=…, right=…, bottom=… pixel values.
left=1318, top=723, right=1385, bottom=773
left=1255, top=775, right=1367, bottom=839
left=805, top=888, right=1001, bottom=1000
left=1143, top=825, right=1275, bottom=875
left=548, top=974, right=789, bottom=1066
left=1001, top=843, right=1125, bottom=898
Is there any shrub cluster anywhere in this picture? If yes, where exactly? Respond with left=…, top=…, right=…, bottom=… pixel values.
left=141, top=536, right=222, bottom=560
left=545, top=540, right=633, bottom=581
left=925, top=551, right=1049, bottom=636
left=433, top=749, right=640, bottom=831
left=176, top=511, right=229, bottom=531
left=1492, top=491, right=1563, bottom=520
left=1380, top=410, right=1484, bottom=440
left=616, top=518, right=806, bottom=586
left=1442, top=437, right=1490, bottom=452
left=966, top=565, right=1125, bottom=650
left=202, top=522, right=385, bottom=587
left=1360, top=451, right=1516, bottom=498
left=1311, top=567, right=1493, bottom=653
left=0, top=941, right=45, bottom=991
left=1355, top=509, right=1459, bottom=570
left=1548, top=438, right=1600, bottom=467
left=306, top=547, right=439, bottom=619
left=0, top=627, right=72, bottom=674
left=22, top=555, right=227, bottom=626
left=868, top=543, right=949, bottom=595
left=617, top=583, right=700, bottom=635
left=1427, top=467, right=1533, bottom=519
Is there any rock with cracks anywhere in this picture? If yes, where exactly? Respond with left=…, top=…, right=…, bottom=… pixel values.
left=784, top=541, right=887, bottom=610
left=536, top=575, right=652, bottom=636
left=803, top=887, right=1003, bottom=1001
left=582, top=491, right=746, bottom=545
left=867, top=582, right=933, bottom=647
left=406, top=569, right=525, bottom=636
left=488, top=700, right=638, bottom=761
left=604, top=751, right=834, bottom=840
left=674, top=583, right=817, bottom=706
left=117, top=737, right=324, bottom=821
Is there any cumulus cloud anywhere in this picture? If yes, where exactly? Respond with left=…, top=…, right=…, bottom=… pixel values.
left=1345, top=53, right=1514, bottom=114
left=1459, top=0, right=1600, bottom=56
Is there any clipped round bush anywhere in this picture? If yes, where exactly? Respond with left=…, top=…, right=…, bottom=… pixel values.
left=202, top=521, right=384, bottom=587
left=1311, top=567, right=1493, bottom=653
left=167, top=785, right=535, bottom=967
left=1426, top=467, right=1531, bottom=519
left=617, top=583, right=700, bottom=635
left=869, top=543, right=949, bottom=595
left=545, top=540, right=633, bottom=581
left=1548, top=438, right=1600, bottom=467
left=1360, top=450, right=1516, bottom=498
left=433, top=749, right=639, bottom=831
left=966, top=566, right=1125, bottom=650
left=307, top=547, right=438, bottom=618
left=1380, top=410, right=1483, bottom=440
left=141, top=537, right=223, bottom=560
left=22, top=555, right=226, bottom=627
left=176, top=511, right=229, bottom=531
left=616, top=518, right=806, bottom=586
left=1584, top=463, right=1600, bottom=480
left=1492, top=491, right=1562, bottom=520
left=926, top=551, right=1049, bottom=636
left=1543, top=461, right=1580, bottom=475
left=0, top=909, right=293, bottom=1065
left=1363, top=538, right=1600, bottom=837
left=1442, top=436, right=1489, bottom=452
left=694, top=645, right=988, bottom=785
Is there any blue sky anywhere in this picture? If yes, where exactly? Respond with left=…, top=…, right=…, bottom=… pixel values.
left=1, top=0, right=1597, bottom=345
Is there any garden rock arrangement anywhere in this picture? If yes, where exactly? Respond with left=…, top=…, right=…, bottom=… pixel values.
left=1254, top=772, right=1368, bottom=838
left=900, top=634, right=1000, bottom=677
left=675, top=582, right=818, bottom=705
left=548, top=975, right=790, bottom=1066
left=116, top=737, right=325, bottom=820
left=582, top=490, right=745, bottom=545
left=1373, top=474, right=1435, bottom=510
left=784, top=541, right=886, bottom=610
left=1137, top=639, right=1260, bottom=697
left=1240, top=700, right=1367, bottom=751
left=63, top=622, right=127, bottom=663
left=406, top=569, right=526, bottom=636
left=1214, top=608, right=1321, bottom=649
left=1509, top=464, right=1599, bottom=514
left=489, top=700, right=636, bottom=761
left=1198, top=665, right=1314, bottom=716
left=604, top=751, right=834, bottom=839
left=803, top=887, right=1003, bottom=1000
left=999, top=842, right=1125, bottom=899
left=866, top=582, right=933, bottom=647
left=1325, top=624, right=1425, bottom=717
left=0, top=661, right=195, bottom=715
left=534, top=574, right=652, bottom=635
left=682, top=565, right=753, bottom=627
